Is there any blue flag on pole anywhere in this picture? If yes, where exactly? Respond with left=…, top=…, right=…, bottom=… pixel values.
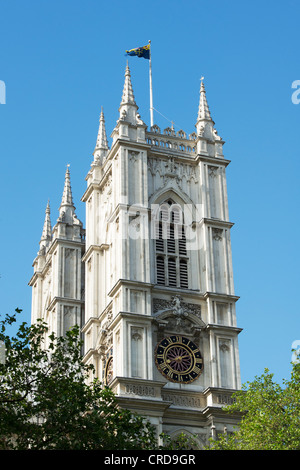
left=125, top=44, right=150, bottom=60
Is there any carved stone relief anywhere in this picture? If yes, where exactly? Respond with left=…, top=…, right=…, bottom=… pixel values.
left=212, top=228, right=223, bottom=241
left=100, top=172, right=112, bottom=195
left=129, top=150, right=140, bottom=163
left=153, top=295, right=205, bottom=341
left=219, top=339, right=231, bottom=353
left=147, top=157, right=198, bottom=195
left=98, top=309, right=113, bottom=359
left=208, top=165, right=219, bottom=178
left=131, top=327, right=143, bottom=342
left=162, top=392, right=204, bottom=408
left=153, top=295, right=201, bottom=317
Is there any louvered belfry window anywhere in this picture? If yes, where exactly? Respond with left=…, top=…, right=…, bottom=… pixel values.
left=155, top=200, right=188, bottom=288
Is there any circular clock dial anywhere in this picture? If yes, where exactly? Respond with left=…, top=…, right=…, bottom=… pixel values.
left=104, top=356, right=113, bottom=385
left=103, top=348, right=113, bottom=385
left=155, top=335, right=203, bottom=383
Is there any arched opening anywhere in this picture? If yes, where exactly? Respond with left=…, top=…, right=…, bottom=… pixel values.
left=155, top=199, right=189, bottom=289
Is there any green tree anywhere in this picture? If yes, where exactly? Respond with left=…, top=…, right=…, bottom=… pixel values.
left=0, top=309, right=157, bottom=450
left=209, top=360, right=300, bottom=450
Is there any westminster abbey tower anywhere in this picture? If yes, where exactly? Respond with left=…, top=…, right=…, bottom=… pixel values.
left=29, top=64, right=242, bottom=447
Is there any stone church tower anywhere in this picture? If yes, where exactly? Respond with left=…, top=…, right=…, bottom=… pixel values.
left=30, top=64, right=242, bottom=447
left=29, top=167, right=85, bottom=349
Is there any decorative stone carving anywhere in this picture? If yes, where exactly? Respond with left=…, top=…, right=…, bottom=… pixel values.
left=129, top=151, right=139, bottom=163
left=189, top=132, right=197, bottom=140
left=162, top=392, right=204, bottom=408
left=125, top=384, right=155, bottom=397
left=153, top=295, right=205, bottom=340
left=177, top=129, right=186, bottom=139
left=164, top=126, right=175, bottom=136
left=153, top=295, right=201, bottom=318
left=219, top=339, right=231, bottom=352
left=120, top=108, right=127, bottom=121
left=212, top=228, right=223, bottom=241
left=208, top=165, right=219, bottom=178
left=136, top=113, right=144, bottom=125
left=97, top=310, right=113, bottom=358
left=151, top=124, right=161, bottom=133
left=198, top=124, right=205, bottom=136
left=217, top=393, right=236, bottom=405
left=165, top=157, right=178, bottom=177
left=58, top=211, right=65, bottom=222
left=131, top=327, right=143, bottom=342
left=147, top=157, right=198, bottom=189
left=100, top=172, right=112, bottom=194
left=213, top=128, right=222, bottom=141
left=101, top=309, right=113, bottom=332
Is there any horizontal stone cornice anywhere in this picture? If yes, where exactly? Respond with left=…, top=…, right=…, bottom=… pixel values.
left=81, top=316, right=101, bottom=334
left=28, top=271, right=42, bottom=286
left=205, top=324, right=243, bottom=335
left=81, top=182, right=100, bottom=202
left=28, top=257, right=52, bottom=285
left=198, top=218, right=234, bottom=229
left=110, top=311, right=153, bottom=330
left=82, top=348, right=100, bottom=363
left=48, top=296, right=84, bottom=311
left=204, top=292, right=240, bottom=302
left=108, top=279, right=154, bottom=298
left=111, top=377, right=170, bottom=415
left=151, top=284, right=202, bottom=299
left=82, top=243, right=110, bottom=262
left=82, top=166, right=112, bottom=201
left=195, top=154, right=231, bottom=167
left=110, top=138, right=150, bottom=156
left=47, top=237, right=85, bottom=255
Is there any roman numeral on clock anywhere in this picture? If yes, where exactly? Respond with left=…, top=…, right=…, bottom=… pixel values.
left=193, top=365, right=202, bottom=374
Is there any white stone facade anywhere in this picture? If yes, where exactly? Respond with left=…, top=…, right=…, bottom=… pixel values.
left=29, top=168, right=86, bottom=349
left=30, top=66, right=242, bottom=447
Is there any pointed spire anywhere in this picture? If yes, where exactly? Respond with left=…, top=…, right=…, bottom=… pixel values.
left=117, top=63, right=140, bottom=129
left=58, top=165, right=76, bottom=223
left=93, top=108, right=109, bottom=165
left=197, top=79, right=213, bottom=122
left=95, top=107, right=108, bottom=151
left=120, top=62, right=136, bottom=106
left=52, top=166, right=83, bottom=241
left=60, top=165, right=74, bottom=208
left=40, top=200, right=52, bottom=245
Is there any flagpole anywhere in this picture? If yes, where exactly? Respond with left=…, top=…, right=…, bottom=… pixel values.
left=148, top=40, right=154, bottom=128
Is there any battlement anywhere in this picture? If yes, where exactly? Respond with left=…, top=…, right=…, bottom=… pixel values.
left=146, top=124, right=197, bottom=155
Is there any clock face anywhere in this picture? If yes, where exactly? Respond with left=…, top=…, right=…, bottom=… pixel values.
left=155, top=335, right=203, bottom=384
left=104, top=356, right=113, bottom=385
left=103, top=348, right=113, bottom=385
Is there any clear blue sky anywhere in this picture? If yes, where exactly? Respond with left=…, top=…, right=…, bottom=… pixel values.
left=0, top=0, right=299, bottom=386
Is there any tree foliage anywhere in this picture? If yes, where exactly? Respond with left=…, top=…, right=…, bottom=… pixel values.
left=4, top=309, right=298, bottom=451
left=0, top=309, right=157, bottom=450
left=209, top=360, right=300, bottom=450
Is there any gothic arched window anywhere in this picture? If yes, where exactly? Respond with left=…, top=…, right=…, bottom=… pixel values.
left=155, top=200, right=189, bottom=289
